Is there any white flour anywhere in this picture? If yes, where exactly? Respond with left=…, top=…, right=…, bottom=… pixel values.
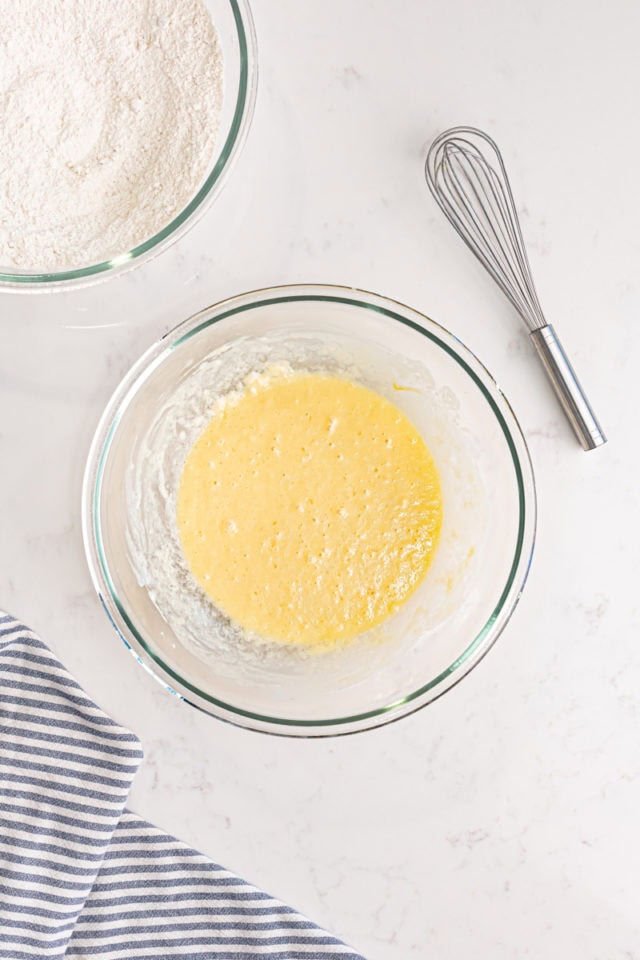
left=0, top=0, right=223, bottom=272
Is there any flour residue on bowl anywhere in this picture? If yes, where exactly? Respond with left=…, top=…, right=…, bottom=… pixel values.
left=0, top=0, right=223, bottom=271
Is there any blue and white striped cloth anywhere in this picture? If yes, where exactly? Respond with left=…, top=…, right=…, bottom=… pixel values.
left=0, top=612, right=366, bottom=959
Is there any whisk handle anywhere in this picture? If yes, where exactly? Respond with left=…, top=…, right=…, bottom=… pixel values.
left=529, top=325, right=606, bottom=450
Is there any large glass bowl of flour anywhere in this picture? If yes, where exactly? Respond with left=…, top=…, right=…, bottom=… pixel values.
left=82, top=284, right=537, bottom=737
left=0, top=0, right=256, bottom=290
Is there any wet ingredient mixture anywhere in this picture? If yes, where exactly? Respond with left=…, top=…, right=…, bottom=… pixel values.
left=177, top=373, right=442, bottom=647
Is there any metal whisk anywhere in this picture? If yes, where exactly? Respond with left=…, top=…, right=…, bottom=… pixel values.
left=425, top=126, right=606, bottom=451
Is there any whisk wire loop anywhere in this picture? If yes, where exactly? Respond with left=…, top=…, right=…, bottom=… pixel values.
left=440, top=149, right=535, bottom=323
left=428, top=130, right=546, bottom=331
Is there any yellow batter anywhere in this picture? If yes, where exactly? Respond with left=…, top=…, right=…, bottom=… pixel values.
left=176, top=373, right=442, bottom=647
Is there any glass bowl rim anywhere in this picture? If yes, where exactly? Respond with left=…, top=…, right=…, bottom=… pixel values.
left=0, top=0, right=257, bottom=292
left=82, top=282, right=537, bottom=736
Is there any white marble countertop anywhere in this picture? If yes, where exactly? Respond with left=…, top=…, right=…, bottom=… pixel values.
left=2, top=0, right=638, bottom=956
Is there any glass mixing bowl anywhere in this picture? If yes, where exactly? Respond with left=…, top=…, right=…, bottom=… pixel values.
left=0, top=0, right=256, bottom=291
left=82, top=284, right=536, bottom=736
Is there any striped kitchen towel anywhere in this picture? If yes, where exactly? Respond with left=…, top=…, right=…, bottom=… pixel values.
left=0, top=612, right=366, bottom=959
